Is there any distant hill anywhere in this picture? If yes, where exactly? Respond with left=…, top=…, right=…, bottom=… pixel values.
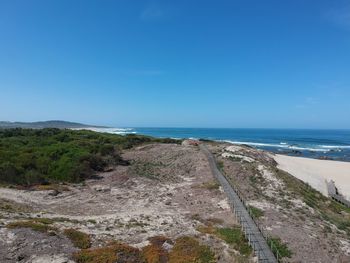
left=0, top=120, right=106, bottom=129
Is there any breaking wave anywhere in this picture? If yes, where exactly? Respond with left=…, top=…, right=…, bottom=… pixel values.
left=319, top=145, right=350, bottom=149
left=72, top=127, right=136, bottom=135
left=223, top=140, right=337, bottom=152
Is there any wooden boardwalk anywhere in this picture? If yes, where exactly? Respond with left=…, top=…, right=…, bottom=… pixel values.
left=200, top=144, right=278, bottom=263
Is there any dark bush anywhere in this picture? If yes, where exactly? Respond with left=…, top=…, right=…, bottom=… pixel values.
left=0, top=128, right=175, bottom=185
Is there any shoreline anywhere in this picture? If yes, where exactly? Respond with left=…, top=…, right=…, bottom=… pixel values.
left=273, top=153, right=350, bottom=200
left=67, top=127, right=350, bottom=162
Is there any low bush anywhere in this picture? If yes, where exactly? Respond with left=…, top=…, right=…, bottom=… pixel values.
left=0, top=128, right=178, bottom=186
left=267, top=237, right=292, bottom=258
left=168, top=236, right=215, bottom=263
left=142, top=236, right=171, bottom=263
left=198, top=225, right=252, bottom=256
left=249, top=206, right=264, bottom=219
left=63, top=228, right=91, bottom=249
left=199, top=181, right=220, bottom=191
left=216, top=227, right=252, bottom=256
left=31, top=217, right=55, bottom=225
left=73, top=241, right=145, bottom=263
left=6, top=220, right=57, bottom=233
left=73, top=246, right=117, bottom=263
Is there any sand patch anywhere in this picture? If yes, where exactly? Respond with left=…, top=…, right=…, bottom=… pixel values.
left=274, top=154, right=350, bottom=199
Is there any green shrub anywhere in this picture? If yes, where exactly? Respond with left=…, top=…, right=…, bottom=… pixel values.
left=198, top=225, right=252, bottom=257
left=249, top=206, right=264, bottom=219
left=216, top=227, right=252, bottom=256
left=0, top=128, right=177, bottom=185
left=267, top=237, right=292, bottom=258
left=216, top=161, right=224, bottom=171
left=168, top=236, right=215, bottom=263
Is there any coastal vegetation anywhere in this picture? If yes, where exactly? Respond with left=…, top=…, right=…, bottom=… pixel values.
left=6, top=219, right=57, bottom=234
left=72, top=236, right=215, bottom=263
left=129, top=161, right=165, bottom=180
left=199, top=180, right=220, bottom=191
left=249, top=206, right=264, bottom=219
left=198, top=225, right=252, bottom=256
left=0, top=198, right=31, bottom=213
left=0, top=128, right=178, bottom=186
left=275, top=168, right=350, bottom=237
left=63, top=228, right=92, bottom=249
left=168, top=236, right=216, bottom=263
left=267, top=237, right=292, bottom=258
left=216, top=143, right=350, bottom=261
left=0, top=120, right=97, bottom=129
left=73, top=241, right=146, bottom=263
left=216, top=160, right=224, bottom=172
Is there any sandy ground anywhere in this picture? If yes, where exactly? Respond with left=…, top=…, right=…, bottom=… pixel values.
left=1, top=142, right=349, bottom=262
left=274, top=154, right=350, bottom=199
left=0, top=143, right=246, bottom=263
left=209, top=143, right=350, bottom=263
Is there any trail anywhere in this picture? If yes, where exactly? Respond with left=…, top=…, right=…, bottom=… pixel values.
left=200, top=144, right=278, bottom=263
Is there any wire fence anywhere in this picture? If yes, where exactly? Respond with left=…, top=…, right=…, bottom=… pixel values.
left=232, top=181, right=282, bottom=262
left=200, top=144, right=279, bottom=263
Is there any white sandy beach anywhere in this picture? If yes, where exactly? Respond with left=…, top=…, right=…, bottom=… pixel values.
left=274, top=154, right=350, bottom=200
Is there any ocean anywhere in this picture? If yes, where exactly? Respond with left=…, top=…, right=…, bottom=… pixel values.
left=89, top=127, right=350, bottom=161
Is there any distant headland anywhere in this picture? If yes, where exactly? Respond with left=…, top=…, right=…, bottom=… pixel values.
left=0, top=120, right=107, bottom=129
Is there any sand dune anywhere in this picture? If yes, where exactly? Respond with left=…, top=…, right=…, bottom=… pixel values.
left=274, top=154, right=350, bottom=200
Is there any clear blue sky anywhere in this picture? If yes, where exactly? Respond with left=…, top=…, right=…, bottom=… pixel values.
left=0, top=0, right=349, bottom=128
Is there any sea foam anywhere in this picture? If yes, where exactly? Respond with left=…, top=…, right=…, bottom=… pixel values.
left=223, top=140, right=331, bottom=152
left=72, top=127, right=136, bottom=135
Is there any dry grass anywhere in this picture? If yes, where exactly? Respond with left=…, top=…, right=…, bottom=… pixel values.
left=73, top=241, right=145, bottom=263
left=74, top=236, right=215, bottom=263
left=6, top=220, right=57, bottom=234
left=205, top=217, right=224, bottom=225
left=129, top=161, right=164, bottom=180
left=30, top=217, right=55, bottom=224
left=168, top=236, right=215, bottom=263
left=63, top=228, right=91, bottom=249
left=142, top=244, right=167, bottom=263
left=33, top=183, right=70, bottom=191
left=197, top=224, right=216, bottom=235
left=0, top=198, right=32, bottom=213
left=275, top=168, right=350, bottom=236
left=73, top=246, right=117, bottom=263
left=197, top=181, right=220, bottom=191
left=142, top=236, right=171, bottom=263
